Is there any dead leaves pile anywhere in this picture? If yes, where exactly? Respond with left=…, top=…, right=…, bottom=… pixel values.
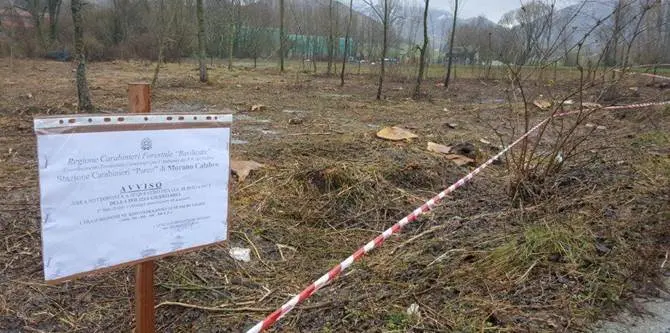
left=231, top=160, right=265, bottom=182
left=249, top=104, right=266, bottom=112
left=376, top=127, right=418, bottom=141
left=376, top=126, right=476, bottom=167
left=533, top=99, right=552, bottom=110
left=427, top=142, right=475, bottom=166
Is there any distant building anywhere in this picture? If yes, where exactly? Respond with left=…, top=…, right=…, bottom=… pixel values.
left=440, top=45, right=479, bottom=65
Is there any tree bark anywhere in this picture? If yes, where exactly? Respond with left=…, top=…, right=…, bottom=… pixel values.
left=376, top=0, right=389, bottom=100
left=28, top=0, right=46, bottom=52
left=444, top=0, right=458, bottom=88
left=48, top=0, right=63, bottom=43
left=228, top=0, right=240, bottom=71
left=327, top=0, right=334, bottom=75
left=279, top=0, right=285, bottom=72
left=71, top=0, right=93, bottom=112
left=607, top=0, right=624, bottom=69
left=152, top=0, right=167, bottom=88
left=228, top=22, right=235, bottom=70
left=414, top=0, right=429, bottom=99
left=197, top=0, right=208, bottom=82
left=340, top=0, right=353, bottom=86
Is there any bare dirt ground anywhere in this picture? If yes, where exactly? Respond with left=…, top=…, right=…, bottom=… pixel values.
left=596, top=278, right=670, bottom=333
left=1, top=59, right=669, bottom=332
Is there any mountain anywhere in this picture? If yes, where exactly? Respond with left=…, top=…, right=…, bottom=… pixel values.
left=552, top=0, right=617, bottom=47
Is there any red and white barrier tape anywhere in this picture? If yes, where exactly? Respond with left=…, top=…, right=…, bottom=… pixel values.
left=245, top=100, right=670, bottom=333
left=638, top=72, right=670, bottom=81
left=613, top=68, right=670, bottom=81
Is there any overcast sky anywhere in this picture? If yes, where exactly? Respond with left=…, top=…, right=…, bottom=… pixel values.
left=429, top=0, right=523, bottom=23
left=350, top=0, right=578, bottom=24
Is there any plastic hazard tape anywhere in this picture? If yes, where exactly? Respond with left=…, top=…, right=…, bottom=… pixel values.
left=245, top=100, right=670, bottom=333
left=638, top=72, right=670, bottom=81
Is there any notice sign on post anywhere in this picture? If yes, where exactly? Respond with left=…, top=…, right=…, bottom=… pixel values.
left=34, top=114, right=232, bottom=283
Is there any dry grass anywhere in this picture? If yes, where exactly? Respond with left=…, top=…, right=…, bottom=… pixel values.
left=0, top=58, right=669, bottom=332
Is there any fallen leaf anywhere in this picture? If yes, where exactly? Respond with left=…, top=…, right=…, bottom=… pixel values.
left=427, top=142, right=452, bottom=154
left=250, top=104, right=266, bottom=112
left=533, top=99, right=552, bottom=110
left=231, top=160, right=264, bottom=182
left=445, top=154, right=475, bottom=166
left=376, top=127, right=418, bottom=141
left=479, top=138, right=492, bottom=145
left=406, top=303, right=421, bottom=318
left=229, top=247, right=251, bottom=262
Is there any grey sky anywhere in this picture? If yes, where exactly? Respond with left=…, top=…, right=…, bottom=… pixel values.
left=351, top=0, right=577, bottom=24
left=430, top=0, right=526, bottom=23
left=418, top=0, right=576, bottom=24
left=430, top=0, right=523, bottom=23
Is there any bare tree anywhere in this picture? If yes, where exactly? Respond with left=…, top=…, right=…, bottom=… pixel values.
left=197, top=0, right=207, bottom=82
left=414, top=0, right=429, bottom=98
left=606, top=0, right=626, bottom=67
left=622, top=1, right=654, bottom=70
left=327, top=0, right=335, bottom=75
left=26, top=0, right=46, bottom=51
left=499, top=1, right=554, bottom=65
left=341, top=0, right=354, bottom=86
left=71, top=0, right=93, bottom=112
left=152, top=0, right=175, bottom=87
left=47, top=0, right=63, bottom=43
left=228, top=0, right=241, bottom=70
left=364, top=0, right=397, bottom=100
left=444, top=0, right=458, bottom=88
left=279, top=0, right=285, bottom=72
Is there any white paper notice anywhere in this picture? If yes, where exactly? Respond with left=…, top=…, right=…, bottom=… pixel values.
left=36, top=126, right=230, bottom=281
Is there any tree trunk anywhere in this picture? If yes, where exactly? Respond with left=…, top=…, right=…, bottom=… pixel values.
left=152, top=45, right=164, bottom=87
left=71, top=0, right=93, bottom=112
left=197, top=0, right=208, bottom=82
left=279, top=0, right=285, bottom=72
left=228, top=0, right=240, bottom=71
left=340, top=0, right=353, bottom=86
left=228, top=22, right=235, bottom=70
left=376, top=0, right=389, bottom=100
left=608, top=0, right=623, bottom=71
left=622, top=5, right=650, bottom=73
left=48, top=0, right=62, bottom=43
left=28, top=0, right=46, bottom=52
left=152, top=0, right=166, bottom=88
left=327, top=0, right=334, bottom=75
left=485, top=31, right=492, bottom=79
left=414, top=0, right=429, bottom=99
left=444, top=0, right=458, bottom=88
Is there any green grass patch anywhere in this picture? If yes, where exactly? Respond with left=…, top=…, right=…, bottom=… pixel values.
left=481, top=222, right=594, bottom=280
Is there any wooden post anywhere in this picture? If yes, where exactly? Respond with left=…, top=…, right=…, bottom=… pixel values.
left=135, top=261, right=155, bottom=333
left=129, top=82, right=155, bottom=333
left=128, top=82, right=151, bottom=113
